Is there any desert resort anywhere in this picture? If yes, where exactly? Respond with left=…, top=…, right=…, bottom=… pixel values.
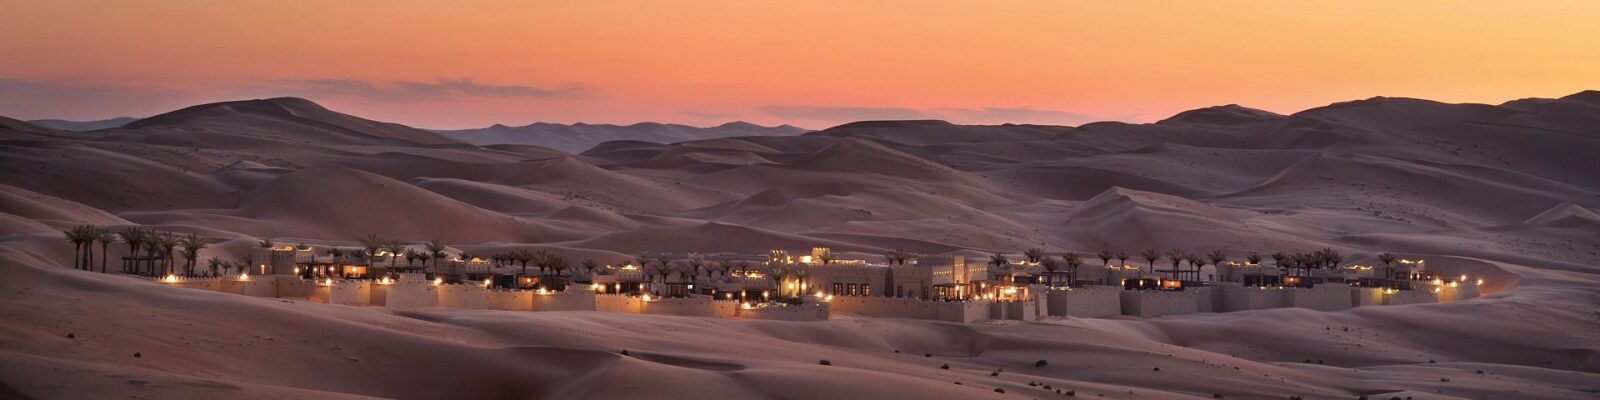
left=59, top=226, right=1487, bottom=322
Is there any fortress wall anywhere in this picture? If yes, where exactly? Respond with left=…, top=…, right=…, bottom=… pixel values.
left=1120, top=290, right=1201, bottom=317
left=532, top=291, right=596, bottom=312
left=437, top=284, right=489, bottom=309
left=738, top=303, right=829, bottom=321
left=1285, top=285, right=1353, bottom=311
left=1046, top=286, right=1122, bottom=318
left=329, top=280, right=372, bottom=306
left=487, top=290, right=534, bottom=311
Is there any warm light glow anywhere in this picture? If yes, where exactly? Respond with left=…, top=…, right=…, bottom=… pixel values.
left=163, top=274, right=177, bottom=283
left=238, top=272, right=250, bottom=281
left=1476, top=279, right=1484, bottom=285
left=642, top=294, right=652, bottom=301
left=432, top=277, right=443, bottom=286
left=377, top=277, right=393, bottom=285
left=483, top=278, right=492, bottom=287
left=824, top=295, right=834, bottom=302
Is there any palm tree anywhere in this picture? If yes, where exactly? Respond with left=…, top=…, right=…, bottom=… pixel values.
left=1115, top=251, right=1129, bottom=269
left=259, top=238, right=275, bottom=249
left=1185, top=254, right=1205, bottom=281
left=1163, top=249, right=1185, bottom=280
left=62, top=226, right=87, bottom=270
left=1270, top=251, right=1288, bottom=272
left=1023, top=248, right=1045, bottom=264
left=514, top=249, right=535, bottom=275
left=1039, top=256, right=1063, bottom=286
left=384, top=241, right=405, bottom=272
left=687, top=258, right=705, bottom=284
left=581, top=259, right=599, bottom=280
left=765, top=266, right=789, bottom=299
left=90, top=227, right=112, bottom=273
left=1320, top=247, right=1343, bottom=272
left=988, top=252, right=1008, bottom=269
left=548, top=255, right=570, bottom=277
left=1246, top=252, right=1262, bottom=265
left=791, top=268, right=809, bottom=297
left=179, top=234, right=206, bottom=276
left=1096, top=249, right=1113, bottom=269
left=1377, top=252, right=1398, bottom=280
left=358, top=234, right=383, bottom=265
left=425, top=240, right=448, bottom=270
left=1139, top=249, right=1160, bottom=275
left=404, top=249, right=419, bottom=266
left=327, top=247, right=344, bottom=262
left=207, top=257, right=223, bottom=276
left=1207, top=250, right=1227, bottom=282
left=296, top=243, right=312, bottom=262
left=816, top=248, right=836, bottom=265
left=1062, top=252, right=1083, bottom=285
left=119, top=228, right=148, bottom=273
left=155, top=233, right=180, bottom=276
left=142, top=241, right=162, bottom=275
left=884, top=249, right=911, bottom=265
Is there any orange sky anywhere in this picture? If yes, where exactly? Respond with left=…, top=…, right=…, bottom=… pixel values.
left=3, top=1, right=1599, bottom=129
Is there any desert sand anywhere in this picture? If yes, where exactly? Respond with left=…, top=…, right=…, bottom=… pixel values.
left=2, top=93, right=1599, bottom=399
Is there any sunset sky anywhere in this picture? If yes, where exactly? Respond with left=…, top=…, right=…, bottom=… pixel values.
left=4, top=1, right=1599, bottom=129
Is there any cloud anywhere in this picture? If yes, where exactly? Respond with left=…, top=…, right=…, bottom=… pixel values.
left=0, top=78, right=198, bottom=119
left=261, top=78, right=585, bottom=102
left=758, top=106, right=931, bottom=121
left=758, top=104, right=1106, bottom=126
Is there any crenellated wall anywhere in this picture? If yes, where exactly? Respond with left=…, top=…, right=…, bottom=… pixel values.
left=219, top=277, right=280, bottom=297
left=639, top=296, right=737, bottom=317
left=1385, top=289, right=1435, bottom=306
left=532, top=291, right=596, bottom=311
left=329, top=280, right=372, bottom=305
left=990, top=300, right=1037, bottom=321
left=488, top=290, right=534, bottom=311
left=437, top=284, right=490, bottom=309
left=384, top=279, right=440, bottom=309
left=154, top=276, right=223, bottom=291
left=737, top=303, right=829, bottom=321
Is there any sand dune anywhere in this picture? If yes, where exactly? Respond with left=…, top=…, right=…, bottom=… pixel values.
left=3, top=93, right=1600, bottom=398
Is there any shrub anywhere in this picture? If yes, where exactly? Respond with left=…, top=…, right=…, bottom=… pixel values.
left=133, top=352, right=141, bottom=358
left=940, top=364, right=949, bottom=370
left=1153, top=367, right=1160, bottom=371
left=619, top=349, right=629, bottom=356
left=819, top=360, right=831, bottom=366
left=925, top=353, right=933, bottom=357
left=1035, top=359, right=1049, bottom=367
left=65, top=333, right=75, bottom=339
left=991, top=371, right=1000, bottom=377
left=1213, top=393, right=1224, bottom=398
left=994, top=388, right=1005, bottom=393
left=1065, top=389, right=1075, bottom=396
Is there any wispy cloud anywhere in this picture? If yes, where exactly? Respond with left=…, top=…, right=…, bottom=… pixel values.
left=261, top=78, right=586, bottom=102
left=758, top=104, right=1106, bottom=126
left=758, top=106, right=931, bottom=121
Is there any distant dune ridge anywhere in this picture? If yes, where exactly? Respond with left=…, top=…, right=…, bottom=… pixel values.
left=2, top=92, right=1600, bottom=399
left=438, top=120, right=809, bottom=153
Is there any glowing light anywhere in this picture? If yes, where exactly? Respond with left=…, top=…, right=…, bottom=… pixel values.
left=239, top=272, right=250, bottom=281
left=1432, top=288, right=1441, bottom=293
left=163, top=274, right=177, bottom=283
left=642, top=294, right=652, bottom=301
left=824, top=295, right=834, bottom=301
left=484, top=278, right=493, bottom=287
left=433, top=277, right=443, bottom=286
left=377, top=277, right=393, bottom=285
left=741, top=302, right=753, bottom=309
left=1476, top=279, right=1484, bottom=285
left=1459, top=274, right=1468, bottom=282
left=1432, top=279, right=1443, bottom=285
